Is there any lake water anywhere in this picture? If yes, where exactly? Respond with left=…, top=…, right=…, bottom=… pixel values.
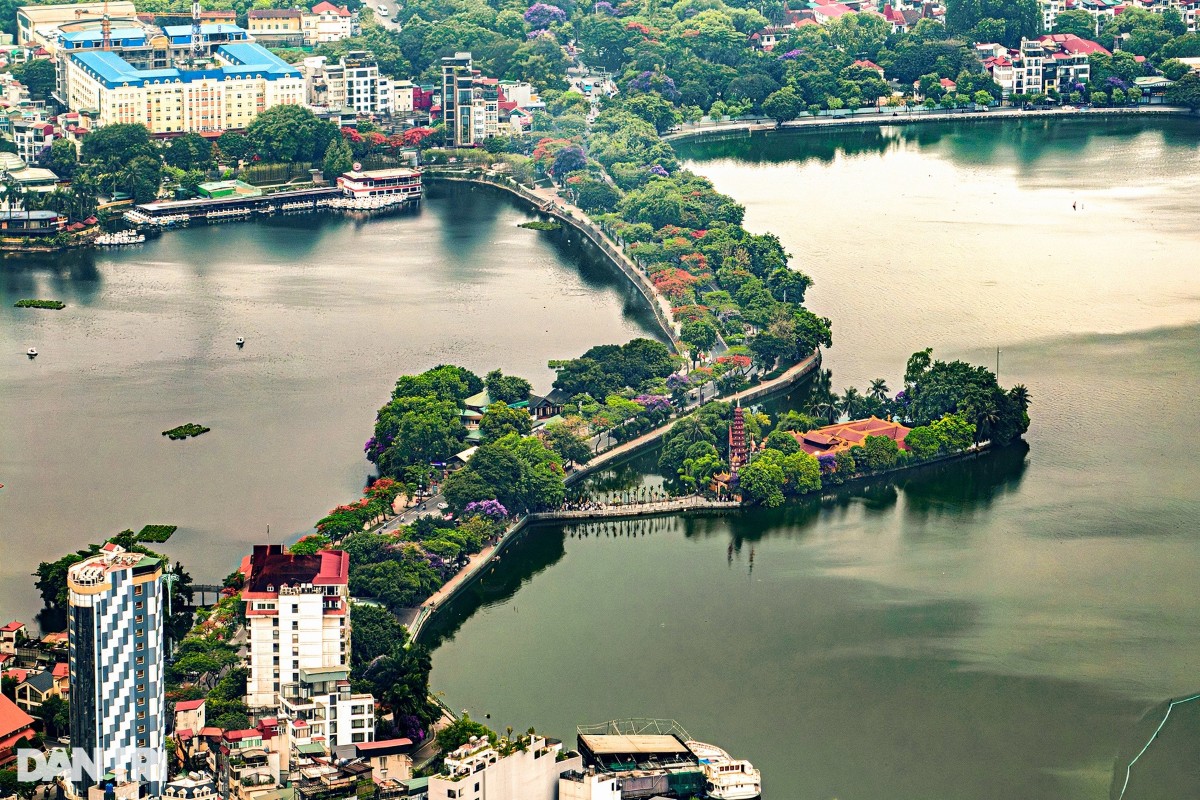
left=426, top=118, right=1200, bottom=799
left=0, top=183, right=661, bottom=624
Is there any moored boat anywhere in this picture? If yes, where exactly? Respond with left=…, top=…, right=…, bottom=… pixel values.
left=686, top=740, right=761, bottom=800
left=27, top=347, right=37, bottom=358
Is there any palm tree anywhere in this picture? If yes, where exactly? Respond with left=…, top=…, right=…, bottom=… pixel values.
left=1009, top=384, right=1031, bottom=413
left=840, top=387, right=863, bottom=420
left=868, top=378, right=890, bottom=402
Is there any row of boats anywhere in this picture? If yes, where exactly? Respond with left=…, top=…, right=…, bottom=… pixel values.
left=94, top=231, right=146, bottom=246
left=122, top=193, right=415, bottom=229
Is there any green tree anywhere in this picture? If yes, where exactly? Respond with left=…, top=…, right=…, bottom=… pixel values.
left=217, top=131, right=252, bottom=163
left=1052, top=9, right=1096, bottom=38
left=47, top=139, right=77, bottom=180
left=541, top=422, right=592, bottom=466
left=739, top=457, right=785, bottom=506
left=245, top=105, right=336, bottom=163
left=1166, top=72, right=1200, bottom=110
left=322, top=135, right=354, bottom=178
left=162, top=132, right=216, bottom=171
left=437, top=714, right=497, bottom=752
left=764, top=428, right=801, bottom=454
left=479, top=402, right=533, bottom=443
left=81, top=124, right=155, bottom=170
left=862, top=434, right=900, bottom=471
left=681, top=319, right=719, bottom=365
left=484, top=369, right=532, bottom=404
left=763, top=86, right=804, bottom=123
left=12, top=59, right=56, bottom=104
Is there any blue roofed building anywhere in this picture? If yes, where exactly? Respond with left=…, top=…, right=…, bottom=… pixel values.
left=64, top=40, right=304, bottom=134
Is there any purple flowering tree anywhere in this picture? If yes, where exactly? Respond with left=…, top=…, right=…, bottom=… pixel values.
left=524, top=2, right=567, bottom=27
left=778, top=49, right=802, bottom=60
left=634, top=394, right=673, bottom=412
left=464, top=499, right=509, bottom=520
left=817, top=453, right=837, bottom=473
left=647, top=164, right=669, bottom=177
left=526, top=28, right=552, bottom=39
left=627, top=70, right=680, bottom=102
left=593, top=0, right=616, bottom=12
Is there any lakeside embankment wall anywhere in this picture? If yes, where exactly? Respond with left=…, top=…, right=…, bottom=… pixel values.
left=663, top=104, right=1196, bottom=143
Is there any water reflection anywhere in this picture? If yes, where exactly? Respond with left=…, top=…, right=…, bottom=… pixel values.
left=675, top=117, right=1200, bottom=178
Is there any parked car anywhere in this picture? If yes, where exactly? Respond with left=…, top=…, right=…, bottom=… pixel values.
left=832, top=114, right=847, bottom=120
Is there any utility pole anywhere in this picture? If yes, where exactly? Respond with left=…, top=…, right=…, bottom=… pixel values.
left=996, top=347, right=1001, bottom=381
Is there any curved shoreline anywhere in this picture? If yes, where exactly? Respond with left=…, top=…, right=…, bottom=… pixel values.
left=424, top=170, right=685, bottom=352
left=664, top=104, right=1195, bottom=143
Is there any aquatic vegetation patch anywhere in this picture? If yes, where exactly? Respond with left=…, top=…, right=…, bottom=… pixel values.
left=163, top=423, right=210, bottom=440
left=136, top=524, right=178, bottom=542
left=518, top=220, right=561, bottom=231
left=14, top=299, right=65, bottom=310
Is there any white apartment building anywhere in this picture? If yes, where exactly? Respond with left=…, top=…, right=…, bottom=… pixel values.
left=240, top=545, right=350, bottom=710
left=65, top=42, right=304, bottom=134
left=278, top=665, right=375, bottom=751
left=428, top=735, right=582, bottom=800
left=10, top=119, right=54, bottom=163
left=303, top=51, right=394, bottom=117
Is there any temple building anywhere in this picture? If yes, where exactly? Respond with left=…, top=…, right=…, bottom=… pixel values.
left=789, top=417, right=912, bottom=457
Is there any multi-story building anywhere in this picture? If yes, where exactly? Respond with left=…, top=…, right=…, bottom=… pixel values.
left=16, top=1, right=137, bottom=52
left=65, top=42, right=304, bottom=134
left=427, top=735, right=582, bottom=800
left=67, top=542, right=166, bottom=796
left=247, top=9, right=305, bottom=47
left=302, top=51, right=394, bottom=117
left=441, top=51, right=474, bottom=146
left=1039, top=33, right=1107, bottom=92
left=279, top=665, right=375, bottom=750
left=10, top=119, right=54, bottom=163
left=303, top=1, right=355, bottom=45
left=240, top=545, right=350, bottom=710
left=0, top=621, right=26, bottom=656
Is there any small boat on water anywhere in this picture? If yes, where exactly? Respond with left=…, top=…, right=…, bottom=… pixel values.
left=26, top=347, right=37, bottom=358
left=686, top=740, right=762, bottom=800
left=236, top=337, right=245, bottom=348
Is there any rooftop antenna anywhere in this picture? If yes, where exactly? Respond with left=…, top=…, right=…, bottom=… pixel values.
left=101, top=0, right=111, bottom=51
left=191, top=0, right=203, bottom=64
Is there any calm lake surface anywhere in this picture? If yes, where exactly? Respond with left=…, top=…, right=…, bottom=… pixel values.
left=427, top=118, right=1200, bottom=800
left=0, top=183, right=661, bottom=623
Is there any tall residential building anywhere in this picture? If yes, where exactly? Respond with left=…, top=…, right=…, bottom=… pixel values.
left=67, top=543, right=166, bottom=796
left=240, top=545, right=350, bottom=710
left=441, top=51, right=474, bottom=146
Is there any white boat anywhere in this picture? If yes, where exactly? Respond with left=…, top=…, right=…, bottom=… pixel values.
left=236, top=337, right=245, bottom=348
left=686, top=741, right=761, bottom=800
left=26, top=347, right=37, bottom=358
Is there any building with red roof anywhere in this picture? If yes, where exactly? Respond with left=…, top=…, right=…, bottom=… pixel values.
left=242, top=545, right=351, bottom=709
left=0, top=694, right=36, bottom=767
left=790, top=417, right=913, bottom=457
left=0, top=621, right=25, bottom=656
